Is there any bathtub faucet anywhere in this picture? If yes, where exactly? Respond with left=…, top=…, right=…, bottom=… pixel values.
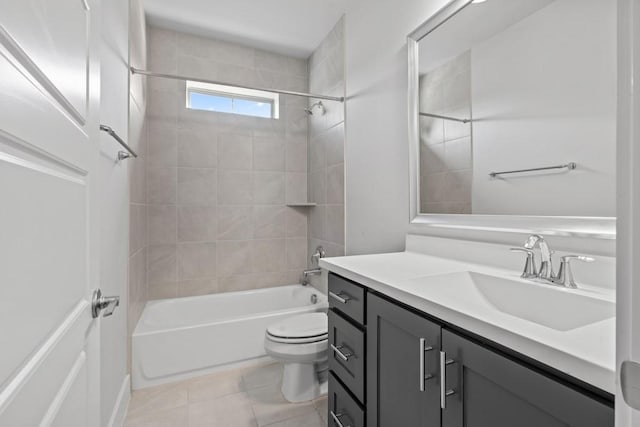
left=301, top=268, right=322, bottom=286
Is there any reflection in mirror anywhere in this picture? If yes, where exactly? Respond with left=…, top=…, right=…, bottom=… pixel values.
left=414, top=0, right=616, bottom=217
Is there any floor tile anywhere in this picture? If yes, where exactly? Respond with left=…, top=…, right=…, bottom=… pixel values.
left=126, top=381, right=189, bottom=421
left=262, top=410, right=325, bottom=427
left=188, top=367, right=246, bottom=403
left=124, top=405, right=188, bottom=427
left=242, top=362, right=283, bottom=390
left=313, top=397, right=328, bottom=424
left=248, top=383, right=317, bottom=426
left=188, top=392, right=258, bottom=427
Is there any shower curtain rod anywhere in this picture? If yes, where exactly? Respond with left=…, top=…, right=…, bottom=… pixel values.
left=130, top=67, right=345, bottom=102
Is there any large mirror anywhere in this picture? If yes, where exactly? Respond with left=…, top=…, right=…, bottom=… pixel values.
left=408, top=0, right=616, bottom=238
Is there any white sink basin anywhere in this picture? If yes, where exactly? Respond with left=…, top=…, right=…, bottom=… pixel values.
left=399, top=271, right=615, bottom=331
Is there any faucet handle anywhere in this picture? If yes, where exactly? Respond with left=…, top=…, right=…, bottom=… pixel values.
left=510, top=248, right=537, bottom=279
left=561, top=255, right=595, bottom=263
left=555, top=255, right=595, bottom=288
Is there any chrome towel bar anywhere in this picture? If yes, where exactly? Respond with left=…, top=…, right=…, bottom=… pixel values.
left=489, top=162, right=576, bottom=178
left=99, top=124, right=138, bottom=160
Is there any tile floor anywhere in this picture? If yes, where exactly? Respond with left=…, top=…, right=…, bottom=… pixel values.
left=124, top=361, right=328, bottom=427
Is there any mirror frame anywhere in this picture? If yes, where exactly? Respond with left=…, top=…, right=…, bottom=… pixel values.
left=407, top=0, right=616, bottom=240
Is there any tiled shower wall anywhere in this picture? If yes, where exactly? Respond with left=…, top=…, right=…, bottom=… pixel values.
left=144, top=26, right=310, bottom=299
left=419, top=51, right=473, bottom=214
left=307, top=17, right=346, bottom=276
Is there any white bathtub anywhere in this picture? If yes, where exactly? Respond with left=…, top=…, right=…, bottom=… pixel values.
left=131, top=285, right=328, bottom=389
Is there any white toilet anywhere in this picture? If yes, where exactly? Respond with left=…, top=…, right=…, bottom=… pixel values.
left=264, top=312, right=328, bottom=403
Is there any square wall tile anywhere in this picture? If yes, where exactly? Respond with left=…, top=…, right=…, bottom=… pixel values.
left=148, top=205, right=177, bottom=245
left=253, top=206, right=285, bottom=239
left=177, top=278, right=217, bottom=297
left=285, top=208, right=308, bottom=238
left=177, top=168, right=217, bottom=206
left=148, top=244, right=177, bottom=285
left=177, top=206, right=217, bottom=242
left=218, top=134, right=253, bottom=170
left=285, top=172, right=307, bottom=203
left=218, top=171, right=253, bottom=205
left=252, top=172, right=285, bottom=205
left=178, top=242, right=217, bottom=280
left=325, top=205, right=344, bottom=245
left=253, top=140, right=285, bottom=171
left=147, top=167, right=177, bottom=205
left=285, top=140, right=307, bottom=172
left=218, top=206, right=252, bottom=240
left=177, top=125, right=217, bottom=167
left=147, top=120, right=177, bottom=167
left=251, top=239, right=286, bottom=273
left=286, top=238, right=308, bottom=270
left=217, top=240, right=252, bottom=277
left=326, top=164, right=344, bottom=205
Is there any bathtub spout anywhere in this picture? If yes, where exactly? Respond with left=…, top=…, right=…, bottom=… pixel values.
left=301, top=268, right=322, bottom=286
left=303, top=268, right=322, bottom=277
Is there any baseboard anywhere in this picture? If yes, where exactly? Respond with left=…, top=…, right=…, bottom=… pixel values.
left=108, top=375, right=131, bottom=427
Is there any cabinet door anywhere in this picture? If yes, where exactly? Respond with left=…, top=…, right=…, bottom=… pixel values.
left=441, top=329, right=614, bottom=427
left=367, top=293, right=441, bottom=427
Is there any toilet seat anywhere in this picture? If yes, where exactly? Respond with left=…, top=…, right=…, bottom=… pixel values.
left=266, top=312, right=328, bottom=344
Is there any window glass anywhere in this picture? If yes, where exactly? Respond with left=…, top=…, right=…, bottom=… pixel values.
left=186, top=80, right=279, bottom=119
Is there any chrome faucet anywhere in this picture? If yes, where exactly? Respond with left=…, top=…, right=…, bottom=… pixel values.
left=511, top=234, right=594, bottom=288
left=301, top=246, right=325, bottom=286
left=523, top=234, right=554, bottom=280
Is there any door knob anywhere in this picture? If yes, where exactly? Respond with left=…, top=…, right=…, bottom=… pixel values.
left=91, top=289, right=120, bottom=318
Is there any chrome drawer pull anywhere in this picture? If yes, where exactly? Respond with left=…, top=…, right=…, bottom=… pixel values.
left=419, top=338, right=434, bottom=391
left=331, top=344, right=353, bottom=361
left=330, top=411, right=352, bottom=427
left=329, top=291, right=351, bottom=304
left=440, top=351, right=456, bottom=409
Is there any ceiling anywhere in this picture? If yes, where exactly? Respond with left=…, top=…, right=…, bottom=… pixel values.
left=143, top=0, right=347, bottom=58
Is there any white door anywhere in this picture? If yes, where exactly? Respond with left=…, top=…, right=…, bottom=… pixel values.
left=99, top=0, right=130, bottom=424
left=617, top=0, right=640, bottom=425
left=0, top=0, right=102, bottom=426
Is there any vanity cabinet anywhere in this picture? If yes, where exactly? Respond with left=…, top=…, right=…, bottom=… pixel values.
left=364, top=286, right=614, bottom=427
left=366, top=293, right=441, bottom=427
left=326, top=273, right=614, bottom=427
left=440, top=329, right=613, bottom=427
left=328, top=274, right=367, bottom=427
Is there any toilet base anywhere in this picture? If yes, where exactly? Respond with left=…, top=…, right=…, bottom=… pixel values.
left=281, top=362, right=328, bottom=403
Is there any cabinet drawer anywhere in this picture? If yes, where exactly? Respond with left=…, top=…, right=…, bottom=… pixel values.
left=329, top=372, right=365, bottom=427
left=329, top=309, right=365, bottom=403
left=329, top=273, right=365, bottom=325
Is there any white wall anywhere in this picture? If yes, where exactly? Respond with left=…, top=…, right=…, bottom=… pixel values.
left=471, top=0, right=617, bottom=217
left=99, top=0, right=131, bottom=424
left=344, top=0, right=450, bottom=255
left=344, top=0, right=616, bottom=256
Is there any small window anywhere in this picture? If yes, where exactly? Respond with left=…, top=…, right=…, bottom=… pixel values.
left=186, top=80, right=279, bottom=119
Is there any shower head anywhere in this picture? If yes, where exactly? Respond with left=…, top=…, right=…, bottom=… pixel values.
left=305, top=101, right=325, bottom=116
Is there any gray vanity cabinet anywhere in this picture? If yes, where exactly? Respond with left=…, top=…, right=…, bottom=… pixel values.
left=330, top=273, right=614, bottom=427
left=366, top=293, right=441, bottom=427
left=440, top=329, right=614, bottom=427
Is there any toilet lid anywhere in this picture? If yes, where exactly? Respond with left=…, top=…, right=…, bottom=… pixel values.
left=267, top=312, right=327, bottom=342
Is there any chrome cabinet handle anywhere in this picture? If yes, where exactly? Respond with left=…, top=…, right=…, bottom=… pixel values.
left=440, top=351, right=456, bottom=409
left=329, top=291, right=351, bottom=304
left=419, top=338, right=434, bottom=391
left=331, top=344, right=352, bottom=361
left=330, top=411, right=352, bottom=427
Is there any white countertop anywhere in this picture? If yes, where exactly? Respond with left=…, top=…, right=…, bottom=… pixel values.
left=319, top=249, right=615, bottom=394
